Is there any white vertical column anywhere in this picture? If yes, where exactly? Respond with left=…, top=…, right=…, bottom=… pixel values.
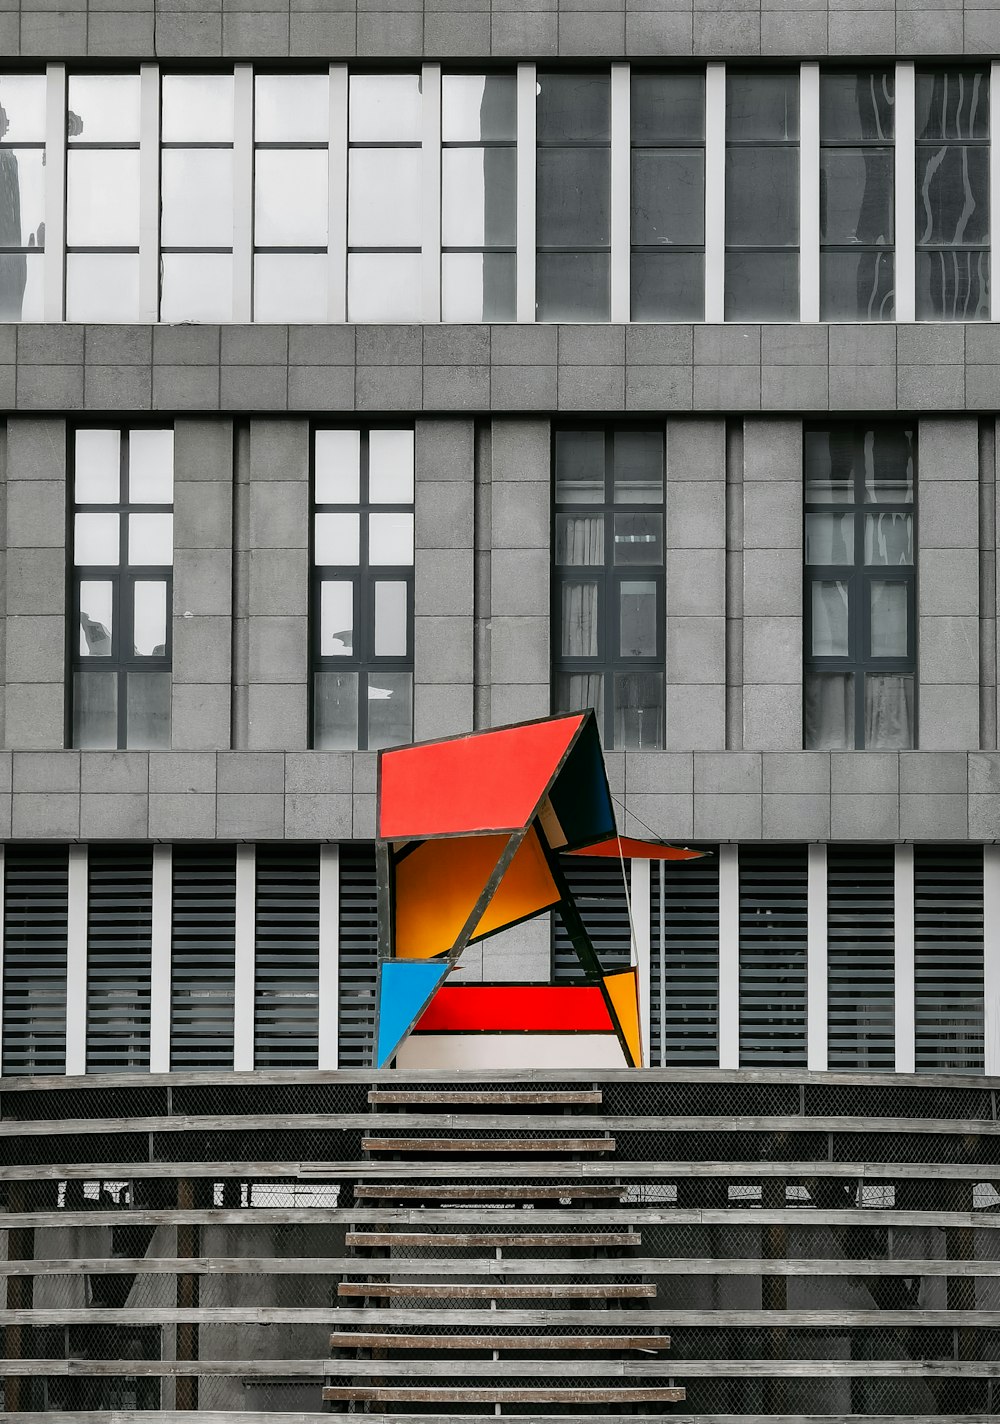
left=799, top=62, right=820, bottom=324
left=717, top=843, right=739, bottom=1068
left=630, top=858, right=651, bottom=1065
left=138, top=64, right=161, bottom=323
left=232, top=64, right=254, bottom=323
left=328, top=65, right=348, bottom=323
left=895, top=62, right=916, bottom=323
left=704, top=63, right=726, bottom=324
left=234, top=844, right=256, bottom=1072
left=610, top=63, right=631, bottom=324
left=992, top=63, right=1000, bottom=322
left=149, top=845, right=172, bottom=1073
left=806, top=842, right=827, bottom=1071
left=894, top=843, right=916, bottom=1073
left=65, top=846, right=88, bottom=1076
left=516, top=63, right=537, bottom=323
left=43, top=63, right=66, bottom=322
left=984, top=845, right=1000, bottom=1073
left=421, top=63, right=442, bottom=322
left=318, top=843, right=341, bottom=1070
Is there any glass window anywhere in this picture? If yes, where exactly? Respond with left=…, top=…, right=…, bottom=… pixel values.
left=72, top=427, right=174, bottom=750
left=804, top=425, right=916, bottom=751
left=552, top=428, right=665, bottom=749
left=312, top=427, right=414, bottom=751
left=725, top=71, right=799, bottom=320
left=631, top=72, right=705, bottom=320
left=347, top=74, right=422, bottom=323
left=0, top=74, right=46, bottom=321
left=536, top=73, right=611, bottom=321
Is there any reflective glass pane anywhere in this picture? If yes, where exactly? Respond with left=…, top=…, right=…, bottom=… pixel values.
left=313, top=667, right=359, bottom=749
left=67, top=253, right=140, bottom=322
left=442, top=75, right=516, bottom=142
left=811, top=580, right=850, bottom=656
left=442, top=147, right=516, bottom=246
left=820, top=249, right=895, bottom=321
left=369, top=429, right=414, bottom=505
left=619, top=579, right=657, bottom=657
left=561, top=581, right=599, bottom=657
left=67, top=74, right=140, bottom=142
left=128, top=513, right=172, bottom=567
left=75, top=429, right=121, bottom=504
left=0, top=74, right=47, bottom=143
left=67, top=151, right=139, bottom=245
left=369, top=512, right=414, bottom=566
left=726, top=145, right=799, bottom=246
left=555, top=430, right=605, bottom=505
left=555, top=512, right=604, bottom=566
left=347, top=253, right=422, bottom=322
left=724, top=250, right=798, bottom=320
left=348, top=149, right=421, bottom=247
left=805, top=512, right=854, bottom=564
left=631, top=250, right=705, bottom=321
left=319, top=580, right=354, bottom=655
left=73, top=666, right=118, bottom=749
left=916, top=69, right=989, bottom=141
left=727, top=72, right=799, bottom=141
left=349, top=74, right=422, bottom=142
left=374, top=580, right=408, bottom=656
left=161, top=74, right=234, bottom=142
left=441, top=252, right=516, bottom=322
left=129, top=429, right=173, bottom=505
left=536, top=252, right=610, bottom=321
left=821, top=148, right=893, bottom=245
left=916, top=144, right=989, bottom=245
left=255, top=149, right=328, bottom=246
left=804, top=671, right=855, bottom=749
left=133, top=580, right=168, bottom=655
left=631, top=73, right=705, bottom=143
left=537, top=148, right=611, bottom=247
left=255, top=73, right=329, bottom=142
left=75, top=513, right=120, bottom=566
left=0, top=251, right=42, bottom=321
left=0, top=150, right=44, bottom=248
left=161, top=149, right=234, bottom=247
left=315, top=512, right=360, bottom=565
left=870, top=579, right=908, bottom=657
left=613, top=670, right=663, bottom=750
left=315, top=430, right=361, bottom=505
left=864, top=429, right=914, bottom=502
left=537, top=74, right=610, bottom=143
left=254, top=253, right=328, bottom=322
left=915, top=247, right=990, bottom=320
left=126, top=668, right=170, bottom=749
left=864, top=673, right=915, bottom=749
left=865, top=511, right=913, bottom=566
left=79, top=580, right=113, bottom=656
left=614, top=513, right=662, bottom=566
left=160, top=254, right=233, bottom=323
left=631, top=150, right=704, bottom=246
left=556, top=671, right=604, bottom=723
left=614, top=432, right=663, bottom=504
left=367, top=669, right=412, bottom=750
left=821, top=70, right=894, bottom=141
left=804, top=430, right=856, bottom=503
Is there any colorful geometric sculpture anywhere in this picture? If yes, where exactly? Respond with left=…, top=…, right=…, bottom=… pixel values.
left=375, top=959, right=452, bottom=1069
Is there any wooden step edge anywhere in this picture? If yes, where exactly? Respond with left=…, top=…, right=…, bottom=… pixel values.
left=328, top=1333, right=671, bottom=1350
left=322, top=1387, right=686, bottom=1404
left=362, top=1138, right=616, bottom=1153
left=337, top=1284, right=658, bottom=1299
left=344, top=1232, right=642, bottom=1248
left=367, top=1092, right=603, bottom=1106
left=354, top=1184, right=623, bottom=1200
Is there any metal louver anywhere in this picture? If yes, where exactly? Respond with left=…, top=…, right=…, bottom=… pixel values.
left=915, top=844, right=984, bottom=1073
left=171, top=844, right=237, bottom=1070
left=552, top=855, right=632, bottom=981
left=828, top=844, right=895, bottom=1070
left=254, top=845, right=320, bottom=1069
left=337, top=843, right=378, bottom=1068
left=2, top=845, right=69, bottom=1075
left=652, top=846, right=719, bottom=1067
left=86, top=845, right=153, bottom=1073
left=739, top=845, right=808, bottom=1067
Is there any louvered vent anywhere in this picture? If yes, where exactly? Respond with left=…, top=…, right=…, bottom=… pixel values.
left=2, top=845, right=69, bottom=1075
left=553, top=855, right=632, bottom=981
left=338, top=843, right=379, bottom=1068
left=739, top=845, right=808, bottom=1066
left=254, top=845, right=320, bottom=1069
left=86, top=845, right=153, bottom=1073
left=915, top=844, right=984, bottom=1073
left=171, top=845, right=236, bottom=1070
left=828, top=844, right=895, bottom=1070
left=652, top=846, right=719, bottom=1067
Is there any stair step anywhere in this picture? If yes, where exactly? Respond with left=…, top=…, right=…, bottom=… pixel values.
left=368, top=1091, right=603, bottom=1106
left=329, top=1332, right=671, bottom=1351
left=337, top=1283, right=657, bottom=1300
left=345, top=1231, right=641, bottom=1248
left=363, top=1137, right=615, bottom=1154
left=355, top=1184, right=623, bottom=1202
left=322, top=1387, right=685, bottom=1404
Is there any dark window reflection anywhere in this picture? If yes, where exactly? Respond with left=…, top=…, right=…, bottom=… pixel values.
left=630, top=72, right=705, bottom=320
left=537, top=73, right=611, bottom=320
left=725, top=71, right=799, bottom=319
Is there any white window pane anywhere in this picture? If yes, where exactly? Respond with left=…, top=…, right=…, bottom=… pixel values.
left=320, top=581, right=354, bottom=656
left=442, top=251, right=516, bottom=322
left=126, top=668, right=170, bottom=749
left=255, top=149, right=328, bottom=246
left=870, top=579, right=908, bottom=658
left=315, top=511, right=360, bottom=565
left=0, top=74, right=47, bottom=142
left=442, top=148, right=516, bottom=246
left=348, top=149, right=421, bottom=247
left=160, top=254, right=233, bottom=323
left=254, top=253, right=328, bottom=322
left=67, top=150, right=140, bottom=245
left=315, top=430, right=361, bottom=504
left=68, top=74, right=140, bottom=142
left=369, top=512, right=414, bottom=566
left=349, top=74, right=422, bottom=142
left=0, top=252, right=43, bottom=321
left=367, top=669, right=412, bottom=750
left=369, top=429, right=414, bottom=504
left=75, top=429, right=121, bottom=503
left=128, top=513, right=173, bottom=566
left=129, top=429, right=174, bottom=505
left=161, top=149, right=234, bottom=247
left=255, top=73, right=329, bottom=141
left=66, top=254, right=140, bottom=322
left=0, top=150, right=45, bottom=248
left=442, top=74, right=516, bottom=142
left=347, top=253, right=421, bottom=322
left=133, top=580, right=168, bottom=656
left=75, top=512, right=120, bottom=566
left=313, top=667, right=359, bottom=750
left=73, top=666, right=118, bottom=748
left=79, top=580, right=114, bottom=657
left=161, top=74, right=234, bottom=142
left=374, top=581, right=407, bottom=656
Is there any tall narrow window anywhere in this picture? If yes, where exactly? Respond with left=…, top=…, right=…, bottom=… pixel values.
left=820, top=69, right=894, bottom=320
left=725, top=70, right=799, bottom=320
left=915, top=845, right=984, bottom=1073
left=916, top=67, right=990, bottom=320
left=254, top=845, right=320, bottom=1070
left=312, top=427, right=414, bottom=751
left=630, top=71, right=705, bottom=321
left=86, top=845, right=153, bottom=1073
left=804, top=424, right=916, bottom=751
left=739, top=845, right=808, bottom=1067
left=536, top=72, right=611, bottom=321
left=72, top=426, right=174, bottom=750
left=2, top=846, right=69, bottom=1075
left=552, top=427, right=665, bottom=750
left=827, top=844, right=895, bottom=1069
left=441, top=73, right=517, bottom=322
left=0, top=73, right=46, bottom=321
left=347, top=74, right=422, bottom=322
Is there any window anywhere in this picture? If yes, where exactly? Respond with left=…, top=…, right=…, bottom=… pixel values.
left=71, top=426, right=174, bottom=750
left=552, top=427, right=664, bottom=749
left=0, top=72, right=46, bottom=321
left=441, top=73, right=516, bottom=322
left=915, top=67, right=990, bottom=320
left=536, top=72, right=611, bottom=321
left=820, top=69, right=894, bottom=320
left=347, top=74, right=422, bottom=322
left=803, top=424, right=916, bottom=750
left=311, top=427, right=414, bottom=751
left=725, top=70, right=799, bottom=320
left=631, top=71, right=705, bottom=321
